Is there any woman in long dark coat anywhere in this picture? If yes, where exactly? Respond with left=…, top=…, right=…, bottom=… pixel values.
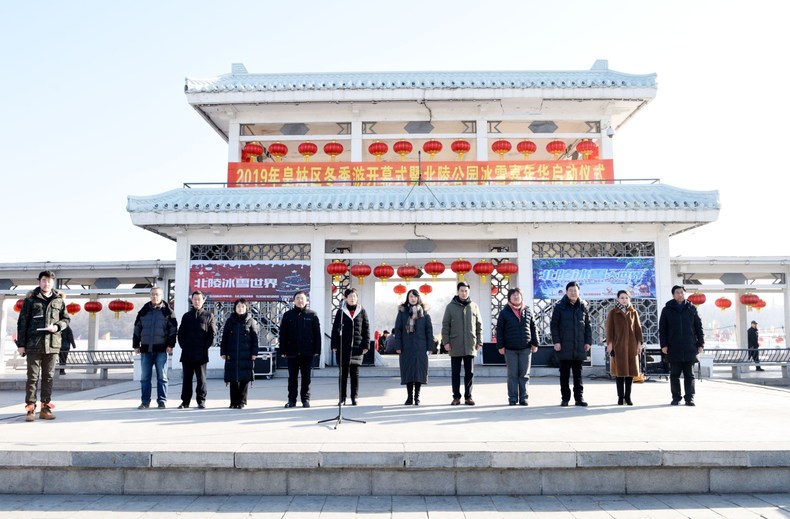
left=331, top=288, right=370, bottom=406
left=605, top=290, right=644, bottom=405
left=220, top=298, right=259, bottom=409
left=394, top=289, right=433, bottom=405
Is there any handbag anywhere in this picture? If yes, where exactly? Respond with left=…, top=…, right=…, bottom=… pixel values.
left=349, top=354, right=364, bottom=366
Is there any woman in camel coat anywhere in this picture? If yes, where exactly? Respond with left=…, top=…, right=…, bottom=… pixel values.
left=605, top=290, right=644, bottom=405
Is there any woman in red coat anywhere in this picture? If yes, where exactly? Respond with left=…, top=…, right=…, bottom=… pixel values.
left=605, top=290, right=644, bottom=405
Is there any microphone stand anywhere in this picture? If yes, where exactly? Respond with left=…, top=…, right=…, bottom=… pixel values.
left=401, top=150, right=442, bottom=207
left=318, top=300, right=365, bottom=429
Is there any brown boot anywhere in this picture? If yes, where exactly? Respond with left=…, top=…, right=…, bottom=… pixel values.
left=39, top=403, right=56, bottom=420
left=25, top=404, right=35, bottom=422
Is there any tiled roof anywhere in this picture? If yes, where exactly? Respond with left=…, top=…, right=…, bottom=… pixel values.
left=128, top=184, right=717, bottom=215
left=185, top=66, right=656, bottom=94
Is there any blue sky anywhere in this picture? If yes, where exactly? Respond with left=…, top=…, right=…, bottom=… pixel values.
left=1, top=1, right=786, bottom=262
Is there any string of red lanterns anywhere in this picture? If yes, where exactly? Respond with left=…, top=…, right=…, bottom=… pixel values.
left=247, top=139, right=603, bottom=163
left=327, top=258, right=519, bottom=288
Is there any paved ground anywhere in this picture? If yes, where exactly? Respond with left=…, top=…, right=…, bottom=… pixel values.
left=0, top=493, right=788, bottom=518
left=2, top=369, right=790, bottom=447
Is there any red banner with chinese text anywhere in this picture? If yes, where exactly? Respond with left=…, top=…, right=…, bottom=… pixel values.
left=226, top=160, right=614, bottom=187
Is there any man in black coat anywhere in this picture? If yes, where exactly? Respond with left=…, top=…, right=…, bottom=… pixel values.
left=747, top=320, right=763, bottom=371
left=550, top=281, right=592, bottom=407
left=279, top=291, right=321, bottom=408
left=177, top=291, right=216, bottom=409
left=659, top=285, right=705, bottom=406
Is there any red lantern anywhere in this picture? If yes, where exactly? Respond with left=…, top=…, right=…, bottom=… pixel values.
left=323, top=141, right=344, bottom=161
left=124, top=301, right=135, bottom=313
left=374, top=263, right=395, bottom=284
left=491, top=139, right=512, bottom=159
left=419, top=284, right=433, bottom=296
left=491, top=286, right=499, bottom=296
left=108, top=299, right=127, bottom=319
left=423, top=140, right=442, bottom=159
left=451, top=258, right=472, bottom=282
left=397, top=264, right=419, bottom=283
left=268, top=142, right=288, bottom=162
left=13, top=299, right=24, bottom=313
left=687, top=292, right=707, bottom=307
left=473, top=260, right=495, bottom=283
left=242, top=142, right=264, bottom=162
left=66, top=303, right=81, bottom=315
left=546, top=140, right=567, bottom=160
left=423, top=260, right=446, bottom=281
left=368, top=141, right=388, bottom=161
left=753, top=299, right=767, bottom=312
left=241, top=151, right=250, bottom=162
left=326, top=260, right=348, bottom=282
left=740, top=293, right=760, bottom=307
left=84, top=301, right=103, bottom=320
left=516, top=140, right=537, bottom=159
left=576, top=140, right=597, bottom=160
left=451, top=139, right=471, bottom=160
left=394, top=284, right=407, bottom=296
left=298, top=142, right=318, bottom=161
left=714, top=297, right=732, bottom=312
left=496, top=260, right=518, bottom=282
left=393, top=140, right=413, bottom=160
left=350, top=263, right=372, bottom=284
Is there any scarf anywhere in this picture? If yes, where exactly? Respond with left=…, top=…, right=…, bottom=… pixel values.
left=508, top=302, right=524, bottom=322
left=406, top=304, right=424, bottom=334
left=615, top=301, right=629, bottom=315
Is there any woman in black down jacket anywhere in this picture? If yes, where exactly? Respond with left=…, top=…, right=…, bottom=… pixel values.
left=220, top=298, right=259, bottom=409
left=395, top=289, right=434, bottom=406
left=496, top=288, right=539, bottom=406
left=331, top=288, right=370, bottom=405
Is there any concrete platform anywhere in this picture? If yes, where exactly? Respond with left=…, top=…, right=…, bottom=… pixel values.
left=1, top=371, right=789, bottom=496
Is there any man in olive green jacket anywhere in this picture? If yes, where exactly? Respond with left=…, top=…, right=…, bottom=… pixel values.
left=17, top=271, right=71, bottom=421
left=442, top=281, right=483, bottom=405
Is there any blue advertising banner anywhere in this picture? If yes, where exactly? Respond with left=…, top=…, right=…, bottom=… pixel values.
left=532, top=257, right=656, bottom=300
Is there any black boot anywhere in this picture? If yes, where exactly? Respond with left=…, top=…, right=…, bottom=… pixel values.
left=616, top=377, right=625, bottom=405
left=624, top=377, right=633, bottom=405
left=413, top=383, right=421, bottom=406
left=405, top=383, right=414, bottom=405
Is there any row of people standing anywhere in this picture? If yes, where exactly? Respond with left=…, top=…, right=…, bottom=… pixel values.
left=132, top=282, right=705, bottom=412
